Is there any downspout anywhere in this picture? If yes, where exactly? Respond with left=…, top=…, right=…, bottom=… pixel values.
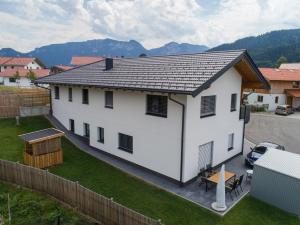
left=168, top=94, right=185, bottom=186
left=35, top=84, right=52, bottom=115
left=241, top=90, right=253, bottom=155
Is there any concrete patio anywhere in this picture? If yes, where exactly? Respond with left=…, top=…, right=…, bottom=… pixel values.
left=47, top=115, right=254, bottom=215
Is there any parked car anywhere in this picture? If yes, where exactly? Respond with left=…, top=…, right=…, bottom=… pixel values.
left=245, top=142, right=285, bottom=167
left=275, top=105, right=293, bottom=116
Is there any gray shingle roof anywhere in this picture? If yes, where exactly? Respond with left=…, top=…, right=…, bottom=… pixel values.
left=36, top=50, right=258, bottom=96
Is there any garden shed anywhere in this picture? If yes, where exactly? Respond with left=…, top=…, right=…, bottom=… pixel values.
left=19, top=128, right=64, bottom=168
left=251, top=149, right=300, bottom=216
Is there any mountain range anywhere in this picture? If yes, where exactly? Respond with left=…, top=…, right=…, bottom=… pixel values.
left=1, top=28, right=300, bottom=68
left=0, top=40, right=208, bottom=67
left=210, top=29, right=300, bottom=67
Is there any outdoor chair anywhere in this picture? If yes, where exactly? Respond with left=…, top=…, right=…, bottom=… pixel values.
left=237, top=174, right=244, bottom=192
left=198, top=169, right=209, bottom=187
left=226, top=179, right=239, bottom=200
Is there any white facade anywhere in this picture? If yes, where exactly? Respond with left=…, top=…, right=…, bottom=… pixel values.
left=2, top=77, right=33, bottom=87
left=51, top=67, right=245, bottom=183
left=246, top=93, right=286, bottom=111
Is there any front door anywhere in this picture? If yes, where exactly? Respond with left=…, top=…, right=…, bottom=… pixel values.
left=198, top=141, right=213, bottom=171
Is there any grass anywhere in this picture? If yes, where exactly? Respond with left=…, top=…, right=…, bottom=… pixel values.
left=0, top=116, right=299, bottom=225
left=0, top=181, right=91, bottom=225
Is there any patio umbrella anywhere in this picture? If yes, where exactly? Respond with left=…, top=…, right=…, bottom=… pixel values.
left=211, top=164, right=227, bottom=211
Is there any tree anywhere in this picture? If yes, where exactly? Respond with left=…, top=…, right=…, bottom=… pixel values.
left=276, top=56, right=288, bottom=68
left=13, top=71, right=20, bottom=80
left=26, top=70, right=36, bottom=83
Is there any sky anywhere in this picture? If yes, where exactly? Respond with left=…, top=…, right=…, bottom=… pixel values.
left=0, top=0, right=300, bottom=52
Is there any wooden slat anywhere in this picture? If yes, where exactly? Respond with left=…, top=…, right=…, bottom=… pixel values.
left=0, top=159, right=163, bottom=225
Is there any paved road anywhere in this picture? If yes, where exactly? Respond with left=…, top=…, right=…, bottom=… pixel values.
left=245, top=113, right=300, bottom=154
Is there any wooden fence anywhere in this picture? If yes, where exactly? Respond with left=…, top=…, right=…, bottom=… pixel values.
left=0, top=88, right=50, bottom=118
left=0, top=159, right=163, bottom=225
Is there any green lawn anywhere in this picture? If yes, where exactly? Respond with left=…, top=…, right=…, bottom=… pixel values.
left=0, top=181, right=91, bottom=225
left=0, top=116, right=299, bottom=225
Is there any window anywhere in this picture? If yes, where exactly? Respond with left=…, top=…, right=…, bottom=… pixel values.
left=97, top=127, right=104, bottom=143
left=200, top=95, right=216, bottom=118
left=83, top=123, right=90, bottom=138
left=230, top=93, right=237, bottom=112
left=118, top=133, right=133, bottom=153
left=82, top=89, right=89, bottom=104
left=146, top=95, right=168, bottom=117
left=9, top=77, right=16, bottom=83
left=69, top=119, right=75, bottom=132
left=228, top=133, right=234, bottom=151
left=105, top=91, right=113, bottom=108
left=257, top=95, right=263, bottom=102
left=11, top=66, right=14, bottom=69
left=292, top=81, right=299, bottom=88
left=68, top=88, right=72, bottom=102
left=275, top=96, right=279, bottom=104
left=54, top=86, right=59, bottom=99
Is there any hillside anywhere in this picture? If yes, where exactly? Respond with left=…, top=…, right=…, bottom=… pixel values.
left=210, top=29, right=300, bottom=67
left=0, top=39, right=208, bottom=67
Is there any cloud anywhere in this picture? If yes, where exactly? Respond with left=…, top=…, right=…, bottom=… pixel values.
left=0, top=0, right=300, bottom=52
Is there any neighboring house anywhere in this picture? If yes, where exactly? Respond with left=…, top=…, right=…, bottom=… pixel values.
left=0, top=68, right=50, bottom=87
left=0, top=57, right=45, bottom=72
left=246, top=68, right=300, bottom=111
left=70, top=56, right=105, bottom=66
left=279, top=63, right=300, bottom=69
left=36, top=50, right=269, bottom=185
left=50, top=65, right=73, bottom=74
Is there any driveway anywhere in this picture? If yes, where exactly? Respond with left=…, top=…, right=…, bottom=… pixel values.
left=245, top=113, right=300, bottom=154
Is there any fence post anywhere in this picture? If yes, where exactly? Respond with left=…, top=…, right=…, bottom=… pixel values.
left=75, top=181, right=79, bottom=210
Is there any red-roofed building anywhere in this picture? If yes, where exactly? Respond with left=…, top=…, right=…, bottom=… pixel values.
left=0, top=56, right=45, bottom=72
left=50, top=65, right=73, bottom=74
left=246, top=68, right=300, bottom=110
left=0, top=68, right=50, bottom=87
left=70, top=56, right=104, bottom=66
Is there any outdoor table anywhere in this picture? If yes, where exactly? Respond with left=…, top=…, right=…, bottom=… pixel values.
left=205, top=171, right=236, bottom=192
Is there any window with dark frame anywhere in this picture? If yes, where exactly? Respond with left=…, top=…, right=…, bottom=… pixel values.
left=146, top=95, right=168, bottom=117
left=69, top=119, right=75, bottom=132
left=231, top=93, right=237, bottom=111
left=83, top=123, right=90, bottom=138
left=105, top=91, right=113, bottom=108
left=54, top=86, right=59, bottom=99
left=82, top=89, right=89, bottom=104
left=292, top=81, right=299, bottom=88
left=228, top=133, right=234, bottom=151
left=118, top=133, right=133, bottom=153
left=9, top=77, right=16, bottom=83
left=275, top=96, right=279, bottom=104
left=200, top=95, right=216, bottom=118
left=68, top=87, right=73, bottom=102
left=257, top=95, right=263, bottom=102
left=97, top=127, right=104, bottom=143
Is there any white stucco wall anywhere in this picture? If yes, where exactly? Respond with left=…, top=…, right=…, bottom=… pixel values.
left=26, top=60, right=42, bottom=69
left=2, top=77, right=33, bottom=87
left=292, top=97, right=300, bottom=108
left=182, top=68, right=244, bottom=182
left=246, top=93, right=286, bottom=111
left=51, top=87, right=184, bottom=181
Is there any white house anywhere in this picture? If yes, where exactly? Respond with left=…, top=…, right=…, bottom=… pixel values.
left=36, top=50, right=269, bottom=185
left=0, top=57, right=45, bottom=72
left=246, top=68, right=300, bottom=111
left=0, top=57, right=48, bottom=87
left=0, top=68, right=50, bottom=87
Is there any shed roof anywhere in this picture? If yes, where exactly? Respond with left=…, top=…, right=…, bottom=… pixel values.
left=19, top=128, right=64, bottom=144
left=36, top=50, right=269, bottom=97
left=254, top=149, right=300, bottom=180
